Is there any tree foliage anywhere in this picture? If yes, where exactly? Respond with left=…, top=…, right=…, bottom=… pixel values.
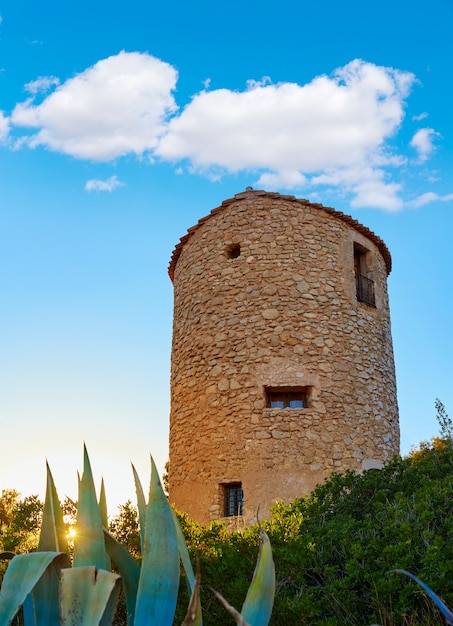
left=0, top=490, right=43, bottom=554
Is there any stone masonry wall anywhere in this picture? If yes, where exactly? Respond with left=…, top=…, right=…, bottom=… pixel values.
left=169, top=189, right=399, bottom=526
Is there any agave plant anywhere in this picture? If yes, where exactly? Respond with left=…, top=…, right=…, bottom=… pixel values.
left=0, top=447, right=275, bottom=626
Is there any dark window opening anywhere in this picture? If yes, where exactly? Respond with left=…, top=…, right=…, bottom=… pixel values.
left=354, top=244, right=375, bottom=307
left=266, top=387, right=310, bottom=409
left=223, top=483, right=243, bottom=517
left=227, top=244, right=241, bottom=259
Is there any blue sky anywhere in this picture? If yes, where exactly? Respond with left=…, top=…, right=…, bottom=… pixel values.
left=1, top=0, right=452, bottom=512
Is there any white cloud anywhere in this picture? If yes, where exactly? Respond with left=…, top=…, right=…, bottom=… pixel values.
left=12, top=51, right=178, bottom=160
left=0, top=111, right=9, bottom=141
left=410, top=127, right=440, bottom=162
left=85, top=175, right=124, bottom=192
left=411, top=192, right=453, bottom=208
left=25, top=76, right=60, bottom=95
left=9, top=54, right=443, bottom=210
left=158, top=60, right=413, bottom=172
left=156, top=59, right=415, bottom=209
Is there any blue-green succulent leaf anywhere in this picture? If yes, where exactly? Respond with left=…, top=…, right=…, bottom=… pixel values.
left=0, top=552, right=69, bottom=625
left=30, top=462, right=69, bottom=626
left=131, top=464, right=146, bottom=555
left=73, top=446, right=107, bottom=571
left=38, top=462, right=67, bottom=554
left=134, top=456, right=180, bottom=625
left=103, top=529, right=140, bottom=625
left=59, top=566, right=120, bottom=626
left=240, top=529, right=275, bottom=626
left=32, top=556, right=70, bottom=626
left=172, top=510, right=195, bottom=592
left=391, top=570, right=453, bottom=625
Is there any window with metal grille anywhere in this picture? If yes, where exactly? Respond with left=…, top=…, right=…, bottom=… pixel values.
left=223, top=482, right=243, bottom=517
left=354, top=244, right=376, bottom=307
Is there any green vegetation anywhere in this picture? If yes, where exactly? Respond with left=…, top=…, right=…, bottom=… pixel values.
left=110, top=436, right=453, bottom=625
left=0, top=448, right=274, bottom=626
left=1, top=414, right=452, bottom=624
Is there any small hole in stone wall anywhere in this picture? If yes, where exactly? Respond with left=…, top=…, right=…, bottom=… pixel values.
left=227, top=244, right=241, bottom=259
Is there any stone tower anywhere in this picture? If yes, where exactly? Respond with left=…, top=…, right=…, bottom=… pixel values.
left=168, top=188, right=399, bottom=526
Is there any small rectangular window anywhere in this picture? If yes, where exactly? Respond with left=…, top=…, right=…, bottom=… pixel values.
left=354, top=244, right=376, bottom=307
left=223, top=482, right=243, bottom=517
left=266, top=387, right=309, bottom=409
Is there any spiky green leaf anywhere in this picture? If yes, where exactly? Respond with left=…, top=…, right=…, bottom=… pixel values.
left=103, top=529, right=140, bottom=625
left=240, top=529, right=275, bottom=626
left=134, top=456, right=180, bottom=625
left=172, top=509, right=195, bottom=592
left=59, top=566, right=120, bottom=626
left=131, top=464, right=146, bottom=555
left=37, top=462, right=67, bottom=554
left=99, top=479, right=111, bottom=571
left=31, top=557, right=68, bottom=626
left=0, top=552, right=69, bottom=625
left=73, top=446, right=107, bottom=571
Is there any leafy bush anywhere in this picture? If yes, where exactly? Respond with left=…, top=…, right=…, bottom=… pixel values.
left=1, top=437, right=452, bottom=624
left=163, top=438, right=453, bottom=625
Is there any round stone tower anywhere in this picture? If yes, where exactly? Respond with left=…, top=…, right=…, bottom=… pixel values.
left=168, top=188, right=399, bottom=526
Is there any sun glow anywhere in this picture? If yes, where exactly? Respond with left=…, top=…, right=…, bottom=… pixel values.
left=67, top=527, right=76, bottom=539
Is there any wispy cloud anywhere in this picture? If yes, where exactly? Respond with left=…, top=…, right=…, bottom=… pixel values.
left=410, top=128, right=440, bottom=163
left=411, top=191, right=453, bottom=208
left=412, top=112, right=428, bottom=121
left=25, top=76, right=60, bottom=95
left=85, top=175, right=124, bottom=192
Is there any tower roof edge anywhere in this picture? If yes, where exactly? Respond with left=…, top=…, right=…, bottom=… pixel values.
left=168, top=189, right=392, bottom=281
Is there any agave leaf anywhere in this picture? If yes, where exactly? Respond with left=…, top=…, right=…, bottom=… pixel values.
left=212, top=589, right=250, bottom=626
left=391, top=569, right=453, bottom=625
left=22, top=593, right=36, bottom=626
left=134, top=455, right=180, bottom=625
left=99, top=479, right=111, bottom=571
left=131, top=464, right=146, bottom=555
left=181, top=560, right=202, bottom=626
left=240, top=529, right=275, bottom=626
left=59, top=566, right=120, bottom=626
left=73, top=446, right=107, bottom=571
left=37, top=462, right=67, bottom=553
left=99, top=479, right=108, bottom=529
left=31, top=462, right=68, bottom=626
left=31, top=555, right=72, bottom=626
left=103, top=529, right=140, bottom=625
left=172, top=509, right=195, bottom=592
left=0, top=552, right=69, bottom=625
